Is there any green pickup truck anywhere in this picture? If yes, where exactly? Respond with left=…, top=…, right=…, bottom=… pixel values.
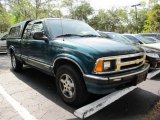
left=7, top=18, right=149, bottom=105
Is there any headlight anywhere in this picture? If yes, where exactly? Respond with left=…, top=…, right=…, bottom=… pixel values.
left=146, top=53, right=159, bottom=58
left=94, top=60, right=112, bottom=73
left=104, top=61, right=111, bottom=70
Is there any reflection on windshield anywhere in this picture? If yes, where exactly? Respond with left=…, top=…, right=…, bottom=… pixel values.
left=135, top=35, right=158, bottom=44
left=46, top=19, right=100, bottom=38
left=109, top=33, right=134, bottom=44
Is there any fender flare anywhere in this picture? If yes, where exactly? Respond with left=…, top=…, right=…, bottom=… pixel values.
left=53, top=55, right=88, bottom=75
left=8, top=45, right=15, bottom=54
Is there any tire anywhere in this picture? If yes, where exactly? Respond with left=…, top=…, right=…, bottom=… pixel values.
left=56, top=65, right=89, bottom=106
left=11, top=53, right=23, bottom=72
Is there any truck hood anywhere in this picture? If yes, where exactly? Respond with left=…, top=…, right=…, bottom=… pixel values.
left=143, top=43, right=160, bottom=50
left=62, top=37, right=143, bottom=57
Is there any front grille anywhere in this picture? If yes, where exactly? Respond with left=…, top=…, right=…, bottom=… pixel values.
left=97, top=52, right=145, bottom=74
left=121, top=56, right=143, bottom=62
left=115, top=53, right=145, bottom=72
left=121, top=62, right=143, bottom=70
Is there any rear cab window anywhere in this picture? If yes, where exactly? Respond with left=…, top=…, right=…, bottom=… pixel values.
left=8, top=26, right=21, bottom=39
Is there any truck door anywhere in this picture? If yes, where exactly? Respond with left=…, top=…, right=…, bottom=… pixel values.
left=27, top=21, right=50, bottom=72
left=21, top=23, right=32, bottom=61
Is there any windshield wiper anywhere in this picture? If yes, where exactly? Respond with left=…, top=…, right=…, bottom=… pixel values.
left=56, top=34, right=101, bottom=38
left=81, top=34, right=101, bottom=37
left=56, top=34, right=82, bottom=38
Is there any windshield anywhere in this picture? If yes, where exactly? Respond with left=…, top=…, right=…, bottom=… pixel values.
left=46, top=19, right=99, bottom=38
left=135, top=35, right=158, bottom=44
left=108, top=33, right=134, bottom=44
left=146, top=37, right=160, bottom=43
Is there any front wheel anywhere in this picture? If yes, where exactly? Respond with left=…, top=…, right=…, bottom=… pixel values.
left=11, top=53, right=23, bottom=72
left=56, top=65, right=89, bottom=106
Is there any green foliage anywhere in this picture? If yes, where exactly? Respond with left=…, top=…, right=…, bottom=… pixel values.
left=89, top=9, right=129, bottom=33
left=71, top=1, right=93, bottom=21
left=127, top=9, right=147, bottom=33
left=10, top=0, right=33, bottom=22
left=0, top=0, right=159, bottom=33
left=0, top=3, right=11, bottom=33
left=143, top=4, right=160, bottom=33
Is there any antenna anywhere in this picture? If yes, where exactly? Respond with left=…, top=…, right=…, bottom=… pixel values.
left=55, top=0, right=64, bottom=41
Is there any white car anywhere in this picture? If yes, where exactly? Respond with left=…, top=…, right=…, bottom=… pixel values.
left=123, top=34, right=160, bottom=69
left=0, top=33, right=8, bottom=53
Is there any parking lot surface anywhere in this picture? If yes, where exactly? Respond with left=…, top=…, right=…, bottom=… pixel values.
left=0, top=54, right=160, bottom=120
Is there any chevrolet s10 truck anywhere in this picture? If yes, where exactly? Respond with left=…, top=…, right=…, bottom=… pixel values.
left=7, top=18, right=150, bottom=105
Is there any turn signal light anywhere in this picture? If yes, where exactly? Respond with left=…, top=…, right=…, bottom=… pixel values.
left=95, top=60, right=103, bottom=72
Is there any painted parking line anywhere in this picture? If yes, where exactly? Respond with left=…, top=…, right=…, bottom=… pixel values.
left=74, top=86, right=137, bottom=119
left=0, top=85, right=37, bottom=120
left=147, top=70, right=160, bottom=79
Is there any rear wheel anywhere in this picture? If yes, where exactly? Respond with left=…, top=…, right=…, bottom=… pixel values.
left=56, top=65, right=89, bottom=106
left=11, top=53, right=23, bottom=72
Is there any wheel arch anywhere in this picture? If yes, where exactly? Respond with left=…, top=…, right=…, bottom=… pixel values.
left=8, top=46, right=15, bottom=55
left=53, top=57, right=87, bottom=76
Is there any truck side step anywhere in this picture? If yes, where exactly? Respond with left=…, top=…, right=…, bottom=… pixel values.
left=74, top=86, right=137, bottom=119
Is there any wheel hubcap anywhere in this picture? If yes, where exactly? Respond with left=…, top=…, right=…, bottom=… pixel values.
left=11, top=55, right=16, bottom=68
left=59, top=74, right=75, bottom=99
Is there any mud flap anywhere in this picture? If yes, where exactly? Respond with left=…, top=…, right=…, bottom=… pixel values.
left=74, top=86, right=137, bottom=119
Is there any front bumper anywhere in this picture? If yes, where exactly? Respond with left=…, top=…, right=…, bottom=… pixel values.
left=84, top=63, right=150, bottom=94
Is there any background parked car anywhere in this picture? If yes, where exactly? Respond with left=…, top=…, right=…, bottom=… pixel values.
left=123, top=34, right=160, bottom=69
left=0, top=33, right=8, bottom=53
left=145, top=37, right=160, bottom=43
left=140, top=33, right=160, bottom=40
left=123, top=34, right=157, bottom=44
left=97, top=31, right=135, bottom=45
left=98, top=32, right=160, bottom=69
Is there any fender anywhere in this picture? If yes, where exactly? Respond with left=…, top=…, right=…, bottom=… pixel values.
left=53, top=54, right=89, bottom=75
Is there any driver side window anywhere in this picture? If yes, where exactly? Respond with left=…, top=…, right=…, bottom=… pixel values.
left=23, top=23, right=32, bottom=39
left=32, top=22, right=43, bottom=33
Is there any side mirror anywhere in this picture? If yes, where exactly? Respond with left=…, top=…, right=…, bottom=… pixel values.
left=139, top=41, right=143, bottom=44
left=33, top=32, right=48, bottom=41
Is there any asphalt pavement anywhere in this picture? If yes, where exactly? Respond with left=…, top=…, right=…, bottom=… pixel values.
left=0, top=54, right=160, bottom=120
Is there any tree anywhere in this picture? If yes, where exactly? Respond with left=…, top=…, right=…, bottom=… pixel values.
left=9, top=0, right=33, bottom=22
left=71, top=1, right=93, bottom=21
left=148, top=0, right=159, bottom=8
left=89, top=9, right=129, bottom=33
left=61, top=0, right=75, bottom=18
left=143, top=4, right=160, bottom=33
left=0, top=3, right=11, bottom=32
left=6, top=0, right=61, bottom=22
left=127, top=8, right=147, bottom=33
